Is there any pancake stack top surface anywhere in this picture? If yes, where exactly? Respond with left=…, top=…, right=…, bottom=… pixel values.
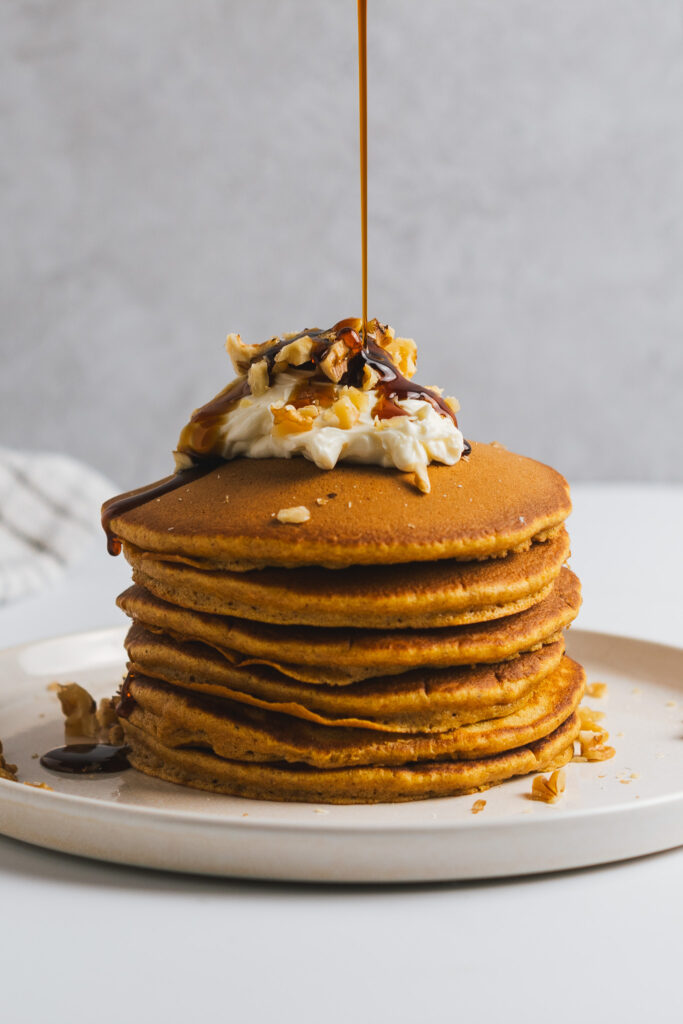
left=104, top=320, right=583, bottom=803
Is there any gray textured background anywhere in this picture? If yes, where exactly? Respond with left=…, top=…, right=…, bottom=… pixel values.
left=2, top=0, right=682, bottom=489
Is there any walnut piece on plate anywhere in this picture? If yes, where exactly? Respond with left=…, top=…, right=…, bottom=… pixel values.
left=0, top=740, right=18, bottom=782
left=530, top=768, right=566, bottom=803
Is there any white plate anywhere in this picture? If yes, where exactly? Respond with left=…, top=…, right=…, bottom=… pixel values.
left=0, top=627, right=681, bottom=882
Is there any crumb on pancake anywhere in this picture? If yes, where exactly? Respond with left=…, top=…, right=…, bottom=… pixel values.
left=530, top=768, right=566, bottom=803
left=274, top=505, right=311, bottom=524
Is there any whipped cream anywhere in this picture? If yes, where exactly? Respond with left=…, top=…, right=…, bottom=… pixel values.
left=176, top=321, right=466, bottom=492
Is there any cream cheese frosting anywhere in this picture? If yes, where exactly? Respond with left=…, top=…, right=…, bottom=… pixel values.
left=176, top=319, right=466, bottom=493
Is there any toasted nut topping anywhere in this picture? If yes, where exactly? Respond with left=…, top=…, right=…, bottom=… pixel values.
left=342, top=385, right=371, bottom=413
left=273, top=336, right=314, bottom=372
left=248, top=359, right=269, bottom=397
left=579, top=707, right=606, bottom=731
left=362, top=364, right=380, bottom=390
left=579, top=730, right=616, bottom=762
left=275, top=505, right=311, bottom=524
left=471, top=799, right=487, bottom=814
left=586, top=682, right=608, bottom=698
left=271, top=404, right=319, bottom=436
left=530, top=768, right=566, bottom=803
left=326, top=393, right=361, bottom=430
left=0, top=740, right=18, bottom=782
left=225, top=332, right=271, bottom=375
left=319, top=338, right=350, bottom=383
left=444, top=395, right=460, bottom=414
left=381, top=335, right=417, bottom=378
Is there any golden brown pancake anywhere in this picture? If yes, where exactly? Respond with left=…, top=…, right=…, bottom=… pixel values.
left=122, top=528, right=570, bottom=629
left=106, top=443, right=571, bottom=569
left=126, top=624, right=565, bottom=732
left=123, top=656, right=584, bottom=768
left=105, top=431, right=584, bottom=803
left=121, top=712, right=579, bottom=803
left=117, top=567, right=580, bottom=680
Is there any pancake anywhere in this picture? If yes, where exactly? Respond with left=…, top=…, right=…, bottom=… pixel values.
left=122, top=528, right=570, bottom=629
left=121, top=711, right=580, bottom=803
left=105, top=442, right=571, bottom=569
left=117, top=567, right=580, bottom=680
left=125, top=624, right=566, bottom=732
left=123, top=656, right=584, bottom=768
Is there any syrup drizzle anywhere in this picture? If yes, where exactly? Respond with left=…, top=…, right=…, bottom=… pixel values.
left=101, top=460, right=222, bottom=555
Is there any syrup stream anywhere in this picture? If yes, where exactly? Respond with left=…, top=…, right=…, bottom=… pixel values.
left=358, top=0, right=368, bottom=339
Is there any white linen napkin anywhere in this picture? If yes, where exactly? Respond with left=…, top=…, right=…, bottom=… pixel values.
left=0, top=447, right=117, bottom=605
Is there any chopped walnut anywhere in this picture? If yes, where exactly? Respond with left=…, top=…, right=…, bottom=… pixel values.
left=362, top=364, right=380, bottom=390
left=273, top=336, right=314, bottom=372
left=271, top=403, right=319, bottom=435
left=0, top=741, right=18, bottom=782
left=323, top=393, right=360, bottom=429
left=49, top=683, right=124, bottom=743
left=530, top=768, right=566, bottom=803
left=586, top=682, right=608, bottom=699
left=247, top=358, right=269, bottom=397
left=578, top=707, right=606, bottom=731
left=50, top=682, right=99, bottom=740
left=97, top=697, right=125, bottom=745
left=225, top=332, right=274, bottom=375
left=380, top=335, right=417, bottom=379
left=275, top=505, right=311, bottom=524
left=342, top=385, right=370, bottom=413
left=579, top=730, right=616, bottom=762
left=444, top=395, right=460, bottom=414
left=471, top=799, right=486, bottom=814
left=319, top=338, right=350, bottom=383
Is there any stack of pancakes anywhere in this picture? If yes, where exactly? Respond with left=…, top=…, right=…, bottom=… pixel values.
left=108, top=442, right=583, bottom=803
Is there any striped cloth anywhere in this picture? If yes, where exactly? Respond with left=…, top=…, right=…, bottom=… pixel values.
left=0, top=448, right=117, bottom=605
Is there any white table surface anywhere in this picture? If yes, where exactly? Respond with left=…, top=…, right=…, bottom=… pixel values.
left=1, top=483, right=681, bottom=1024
